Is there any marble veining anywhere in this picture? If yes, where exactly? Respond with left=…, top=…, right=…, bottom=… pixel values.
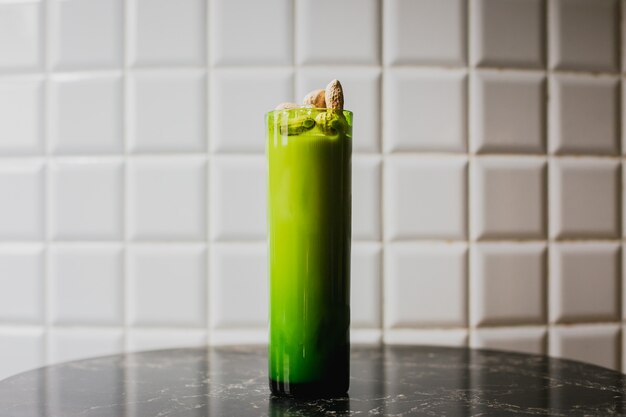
left=1, top=345, right=625, bottom=416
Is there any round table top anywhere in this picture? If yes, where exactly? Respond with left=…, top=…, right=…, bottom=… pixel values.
left=1, top=345, right=625, bottom=416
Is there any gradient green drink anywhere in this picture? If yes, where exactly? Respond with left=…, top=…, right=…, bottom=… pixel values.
left=266, top=107, right=352, bottom=397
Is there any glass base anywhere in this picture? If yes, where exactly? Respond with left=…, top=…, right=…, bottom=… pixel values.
left=269, top=378, right=349, bottom=398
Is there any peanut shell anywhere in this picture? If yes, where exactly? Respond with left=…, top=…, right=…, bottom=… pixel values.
left=274, top=102, right=300, bottom=110
left=303, top=89, right=326, bottom=108
left=325, top=79, right=344, bottom=110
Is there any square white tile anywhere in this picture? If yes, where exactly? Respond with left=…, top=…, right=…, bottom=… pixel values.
left=127, top=157, right=206, bottom=241
left=385, top=69, right=467, bottom=153
left=471, top=157, right=546, bottom=239
left=49, top=160, right=123, bottom=240
left=549, top=324, right=620, bottom=370
left=470, top=243, right=546, bottom=326
left=211, top=69, right=293, bottom=153
left=385, top=155, right=467, bottom=240
left=470, top=71, right=545, bottom=154
left=351, top=243, right=382, bottom=329
left=385, top=243, right=468, bottom=328
left=126, top=328, right=207, bottom=352
left=48, top=74, right=123, bottom=155
left=0, top=327, right=44, bottom=380
left=549, top=0, right=619, bottom=71
left=470, top=327, right=547, bottom=355
left=210, top=329, right=268, bottom=346
left=210, top=243, right=267, bottom=329
left=49, top=244, right=123, bottom=326
left=128, top=244, right=206, bottom=327
left=128, top=0, right=206, bottom=66
left=0, top=76, right=43, bottom=155
left=47, top=328, right=124, bottom=364
left=0, top=162, right=43, bottom=240
left=384, top=0, right=466, bottom=66
left=297, top=0, right=379, bottom=65
left=49, top=0, right=123, bottom=70
left=549, top=74, right=620, bottom=155
left=550, top=242, right=620, bottom=323
left=351, top=329, right=383, bottom=345
left=384, top=329, right=469, bottom=347
left=353, top=156, right=381, bottom=241
left=296, top=68, right=381, bottom=152
left=470, top=0, right=545, bottom=68
left=211, top=0, right=292, bottom=65
left=0, top=245, right=43, bottom=323
left=623, top=326, right=626, bottom=373
left=210, top=156, right=266, bottom=241
left=128, top=70, right=206, bottom=153
left=0, top=0, right=41, bottom=71
left=550, top=159, right=620, bottom=239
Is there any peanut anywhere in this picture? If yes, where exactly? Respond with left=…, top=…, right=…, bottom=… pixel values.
left=325, top=79, right=344, bottom=110
left=274, top=102, right=300, bottom=110
left=303, top=89, right=326, bottom=108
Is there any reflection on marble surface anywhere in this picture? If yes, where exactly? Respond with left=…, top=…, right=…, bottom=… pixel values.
left=1, top=345, right=626, bottom=416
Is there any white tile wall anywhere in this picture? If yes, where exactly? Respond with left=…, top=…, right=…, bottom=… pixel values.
left=351, top=243, right=382, bottom=329
left=385, top=155, right=467, bottom=240
left=0, top=162, right=44, bottom=241
left=0, top=327, right=44, bottom=379
left=470, top=157, right=546, bottom=239
left=210, top=243, right=267, bottom=330
left=470, top=0, right=545, bottom=68
left=470, top=326, right=547, bottom=355
left=127, top=70, right=206, bottom=153
left=470, top=243, right=546, bottom=326
left=127, top=0, right=206, bottom=67
left=385, top=242, right=468, bottom=328
left=549, top=159, right=620, bottom=239
left=549, top=243, right=620, bottom=323
left=549, top=74, right=620, bottom=155
left=470, top=71, right=545, bottom=154
left=127, top=244, right=206, bottom=327
left=49, top=74, right=123, bottom=154
left=0, top=0, right=42, bottom=72
left=384, top=0, right=466, bottom=66
left=296, top=0, right=379, bottom=65
left=548, top=0, right=619, bottom=72
left=1, top=0, right=626, bottom=380
left=0, top=76, right=43, bottom=154
left=550, top=324, right=621, bottom=370
left=211, top=0, right=292, bottom=66
left=0, top=245, right=44, bottom=324
left=49, top=0, right=123, bottom=70
left=210, top=156, right=266, bottom=240
left=127, top=157, right=206, bottom=240
left=49, top=160, right=123, bottom=240
left=49, top=244, right=123, bottom=326
left=48, top=327, right=124, bottom=363
left=385, top=69, right=467, bottom=152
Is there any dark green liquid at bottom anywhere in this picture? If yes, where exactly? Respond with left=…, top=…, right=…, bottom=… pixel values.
left=269, top=372, right=349, bottom=398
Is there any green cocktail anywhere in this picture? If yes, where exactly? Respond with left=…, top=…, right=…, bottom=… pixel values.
left=266, top=107, right=352, bottom=397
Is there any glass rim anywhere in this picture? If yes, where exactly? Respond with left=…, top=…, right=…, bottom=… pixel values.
left=266, top=107, right=353, bottom=116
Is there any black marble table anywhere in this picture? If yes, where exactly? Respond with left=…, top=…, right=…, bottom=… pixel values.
left=1, top=345, right=625, bottom=416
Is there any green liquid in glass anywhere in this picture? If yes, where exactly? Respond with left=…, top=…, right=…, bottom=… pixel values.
left=266, top=108, right=352, bottom=397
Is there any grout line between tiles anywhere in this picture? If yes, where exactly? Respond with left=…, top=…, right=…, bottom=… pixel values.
left=122, top=0, right=129, bottom=354
left=42, top=0, right=50, bottom=367
left=465, top=0, right=472, bottom=341
left=206, top=0, right=213, bottom=346
left=378, top=0, right=385, bottom=342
